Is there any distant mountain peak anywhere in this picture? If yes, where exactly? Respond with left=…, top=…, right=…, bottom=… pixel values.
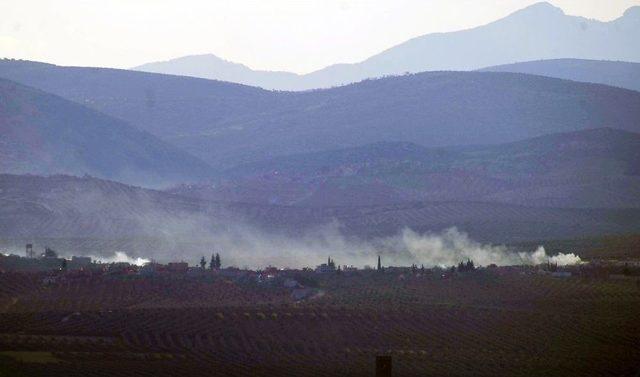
left=623, top=6, right=640, bottom=18
left=175, top=53, right=244, bottom=66
left=136, top=53, right=249, bottom=70
left=512, top=2, right=565, bottom=17
left=112, top=0, right=640, bottom=90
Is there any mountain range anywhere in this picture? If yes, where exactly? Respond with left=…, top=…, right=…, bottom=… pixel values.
left=2, top=60, right=640, bottom=171
left=133, top=2, right=640, bottom=90
left=1, top=1, right=639, bottom=249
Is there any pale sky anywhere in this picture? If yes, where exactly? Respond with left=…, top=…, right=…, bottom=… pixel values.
left=1, top=0, right=639, bottom=74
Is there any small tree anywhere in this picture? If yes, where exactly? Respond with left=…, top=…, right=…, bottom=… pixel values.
left=466, top=259, right=475, bottom=271
left=209, top=254, right=215, bottom=270
left=215, top=253, right=221, bottom=269
left=200, top=256, right=206, bottom=269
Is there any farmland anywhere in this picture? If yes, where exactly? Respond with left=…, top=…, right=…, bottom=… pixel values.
left=0, top=267, right=638, bottom=376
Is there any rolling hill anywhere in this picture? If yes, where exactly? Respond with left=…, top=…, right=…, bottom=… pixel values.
left=169, top=128, right=640, bottom=208
left=0, top=174, right=232, bottom=260
left=1, top=174, right=640, bottom=258
left=2, top=60, right=640, bottom=170
left=133, top=3, right=640, bottom=90
left=0, top=78, right=213, bottom=186
left=0, top=174, right=225, bottom=239
left=0, top=59, right=276, bottom=139
left=482, top=59, right=640, bottom=92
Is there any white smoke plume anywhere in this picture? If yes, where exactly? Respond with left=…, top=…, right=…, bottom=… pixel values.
left=125, top=220, right=581, bottom=269
left=394, top=228, right=582, bottom=267
left=0, top=177, right=582, bottom=269
left=90, top=251, right=150, bottom=266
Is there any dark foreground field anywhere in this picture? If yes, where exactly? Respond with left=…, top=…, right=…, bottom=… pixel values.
left=0, top=267, right=639, bottom=377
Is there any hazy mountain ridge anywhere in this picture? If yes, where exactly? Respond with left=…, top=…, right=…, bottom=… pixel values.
left=482, top=59, right=640, bottom=92
left=134, top=54, right=302, bottom=90
left=133, top=2, right=640, bottom=90
left=170, top=128, right=640, bottom=208
left=0, top=78, right=214, bottom=186
left=168, top=71, right=640, bottom=168
left=2, top=61, right=640, bottom=170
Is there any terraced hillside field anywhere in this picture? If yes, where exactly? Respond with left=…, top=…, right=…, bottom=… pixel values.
left=0, top=269, right=638, bottom=376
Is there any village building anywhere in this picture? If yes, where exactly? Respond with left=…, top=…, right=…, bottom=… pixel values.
left=315, top=256, right=336, bottom=273
left=167, top=262, right=189, bottom=273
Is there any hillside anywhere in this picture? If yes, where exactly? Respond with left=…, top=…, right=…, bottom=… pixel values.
left=482, top=59, right=640, bottom=92
left=152, top=71, right=640, bottom=169
left=170, top=128, right=640, bottom=208
left=0, top=174, right=229, bottom=240
left=133, top=3, right=640, bottom=90
left=0, top=78, right=213, bottom=186
left=2, top=61, right=640, bottom=170
left=0, top=59, right=277, bottom=139
left=2, top=174, right=640, bottom=260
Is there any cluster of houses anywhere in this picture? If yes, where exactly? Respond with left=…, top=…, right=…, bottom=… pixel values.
left=0, top=246, right=92, bottom=272
left=7, top=244, right=631, bottom=284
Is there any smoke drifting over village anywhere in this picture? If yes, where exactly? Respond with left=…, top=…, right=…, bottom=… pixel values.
left=75, top=220, right=581, bottom=269
left=0, top=180, right=583, bottom=269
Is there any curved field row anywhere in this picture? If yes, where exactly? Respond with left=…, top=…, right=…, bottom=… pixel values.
left=0, top=271, right=638, bottom=376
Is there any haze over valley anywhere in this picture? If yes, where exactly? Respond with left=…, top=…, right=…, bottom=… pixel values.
left=2, top=2, right=640, bottom=376
left=1, top=2, right=640, bottom=266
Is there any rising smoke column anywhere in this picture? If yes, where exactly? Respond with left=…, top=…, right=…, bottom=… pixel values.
left=395, top=227, right=581, bottom=267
